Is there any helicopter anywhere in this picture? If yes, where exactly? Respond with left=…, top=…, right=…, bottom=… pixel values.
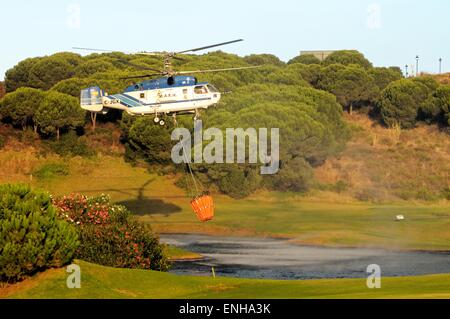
left=75, top=39, right=259, bottom=126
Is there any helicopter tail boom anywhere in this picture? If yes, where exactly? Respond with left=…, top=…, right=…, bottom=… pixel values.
left=80, top=86, right=108, bottom=112
left=81, top=86, right=146, bottom=112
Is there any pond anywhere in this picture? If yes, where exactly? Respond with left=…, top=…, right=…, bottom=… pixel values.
left=160, top=234, right=450, bottom=280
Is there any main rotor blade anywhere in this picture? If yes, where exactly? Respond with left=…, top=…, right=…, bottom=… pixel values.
left=137, top=52, right=165, bottom=56
left=175, top=65, right=261, bottom=75
left=73, top=47, right=124, bottom=53
left=74, top=47, right=153, bottom=56
left=176, top=39, right=243, bottom=54
left=119, top=73, right=163, bottom=80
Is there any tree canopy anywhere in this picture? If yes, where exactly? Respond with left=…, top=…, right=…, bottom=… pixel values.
left=4, top=57, right=43, bottom=92
left=420, top=85, right=450, bottom=125
left=288, top=54, right=321, bottom=65
left=318, top=64, right=378, bottom=114
left=378, top=79, right=429, bottom=128
left=35, top=91, right=85, bottom=139
left=369, top=67, right=403, bottom=91
left=0, top=87, right=46, bottom=131
left=323, top=50, right=373, bottom=69
left=244, top=54, right=285, bottom=67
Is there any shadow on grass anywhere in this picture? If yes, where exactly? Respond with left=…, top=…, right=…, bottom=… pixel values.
left=117, top=198, right=182, bottom=216
left=79, top=177, right=184, bottom=216
left=117, top=177, right=182, bottom=216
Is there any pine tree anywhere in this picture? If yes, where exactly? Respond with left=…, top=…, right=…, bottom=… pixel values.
left=0, top=184, right=79, bottom=283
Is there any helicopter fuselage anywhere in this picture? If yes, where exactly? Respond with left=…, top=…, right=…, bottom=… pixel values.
left=80, top=76, right=221, bottom=118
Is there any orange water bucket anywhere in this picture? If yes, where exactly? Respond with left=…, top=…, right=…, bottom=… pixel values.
left=190, top=193, right=214, bottom=222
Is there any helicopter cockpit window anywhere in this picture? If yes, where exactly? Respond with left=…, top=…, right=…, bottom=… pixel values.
left=194, top=86, right=208, bottom=94
left=207, top=85, right=218, bottom=93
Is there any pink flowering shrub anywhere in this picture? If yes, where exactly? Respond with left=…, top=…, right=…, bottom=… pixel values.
left=52, top=193, right=110, bottom=225
left=53, top=193, right=169, bottom=271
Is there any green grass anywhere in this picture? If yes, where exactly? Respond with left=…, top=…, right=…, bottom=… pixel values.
left=5, top=154, right=448, bottom=251
left=164, top=245, right=202, bottom=261
left=2, top=260, right=450, bottom=299
left=32, top=162, right=69, bottom=180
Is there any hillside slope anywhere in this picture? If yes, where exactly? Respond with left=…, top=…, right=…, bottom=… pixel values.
left=314, top=113, right=450, bottom=202
left=432, top=72, right=450, bottom=85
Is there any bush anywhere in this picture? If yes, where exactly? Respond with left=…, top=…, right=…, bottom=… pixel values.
left=217, top=165, right=262, bottom=199
left=416, top=188, right=438, bottom=201
left=52, top=193, right=169, bottom=271
left=17, top=129, right=39, bottom=144
left=33, top=163, right=69, bottom=180
left=318, top=180, right=349, bottom=193
left=76, top=220, right=167, bottom=270
left=47, top=131, right=95, bottom=157
left=269, top=157, right=314, bottom=192
left=355, top=188, right=385, bottom=202
left=0, top=184, right=79, bottom=283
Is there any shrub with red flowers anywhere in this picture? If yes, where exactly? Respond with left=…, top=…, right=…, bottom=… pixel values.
left=53, top=193, right=169, bottom=271
left=52, top=193, right=111, bottom=226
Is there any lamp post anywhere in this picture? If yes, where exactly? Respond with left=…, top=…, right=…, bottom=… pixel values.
left=416, top=55, right=419, bottom=77
left=439, top=58, right=442, bottom=74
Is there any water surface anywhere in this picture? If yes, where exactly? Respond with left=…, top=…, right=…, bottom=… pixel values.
left=160, top=234, right=450, bottom=280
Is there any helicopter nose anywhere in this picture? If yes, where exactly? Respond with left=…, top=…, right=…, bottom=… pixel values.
left=213, top=92, right=221, bottom=101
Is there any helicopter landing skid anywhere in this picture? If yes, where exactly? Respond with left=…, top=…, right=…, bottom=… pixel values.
left=172, top=114, right=178, bottom=126
left=194, top=109, right=201, bottom=121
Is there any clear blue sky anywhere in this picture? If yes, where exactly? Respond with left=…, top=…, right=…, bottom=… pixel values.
left=1, top=0, right=449, bottom=80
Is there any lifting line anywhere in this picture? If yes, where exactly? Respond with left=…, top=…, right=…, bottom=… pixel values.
left=176, top=121, right=200, bottom=197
